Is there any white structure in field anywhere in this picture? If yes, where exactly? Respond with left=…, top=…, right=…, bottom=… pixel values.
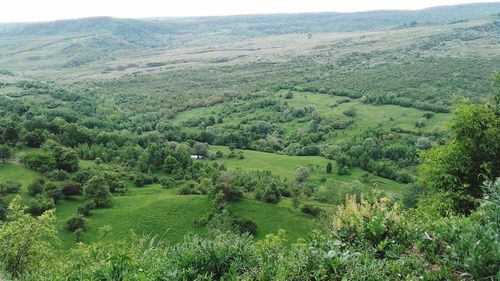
left=190, top=155, right=203, bottom=160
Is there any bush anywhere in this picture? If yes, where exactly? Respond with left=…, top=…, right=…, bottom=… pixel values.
left=61, top=184, right=82, bottom=197
left=27, top=196, right=55, bottom=216
left=0, top=198, right=6, bottom=220
left=300, top=204, right=323, bottom=217
left=77, top=201, right=95, bottom=217
left=179, top=182, right=202, bottom=195
left=0, top=180, right=21, bottom=195
left=160, top=178, right=176, bottom=189
left=295, top=167, right=310, bottom=183
left=133, top=173, right=154, bottom=187
left=45, top=169, right=69, bottom=181
left=332, top=196, right=405, bottom=251
left=343, top=107, right=357, bottom=117
left=261, top=185, right=281, bottom=204
left=23, top=152, right=56, bottom=172
left=44, top=182, right=62, bottom=203
left=27, top=178, right=45, bottom=196
left=66, top=216, right=85, bottom=232
left=234, top=218, right=258, bottom=235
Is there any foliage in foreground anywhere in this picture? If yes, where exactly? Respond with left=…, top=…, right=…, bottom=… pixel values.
left=1, top=179, right=498, bottom=280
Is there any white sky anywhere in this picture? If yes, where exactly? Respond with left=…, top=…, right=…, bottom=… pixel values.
left=0, top=0, right=498, bottom=23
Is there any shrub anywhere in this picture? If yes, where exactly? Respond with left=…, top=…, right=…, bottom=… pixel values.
left=0, top=180, right=21, bottom=195
left=260, top=185, right=281, bottom=204
left=27, top=196, right=55, bottom=216
left=133, top=173, right=154, bottom=187
left=295, top=167, right=310, bottom=183
left=66, top=216, right=85, bottom=232
left=332, top=196, right=405, bottom=252
left=301, top=204, right=323, bottom=217
left=179, top=182, right=202, bottom=195
left=43, top=182, right=62, bottom=203
left=160, top=178, right=176, bottom=189
left=45, top=169, right=69, bottom=181
left=211, top=171, right=243, bottom=202
left=234, top=218, right=258, bottom=235
left=326, top=162, right=333, bottom=174
left=27, top=178, right=45, bottom=196
left=0, top=198, right=6, bottom=220
left=61, top=184, right=82, bottom=197
left=23, top=152, right=56, bottom=172
left=343, top=107, right=357, bottom=117
left=77, top=201, right=95, bottom=217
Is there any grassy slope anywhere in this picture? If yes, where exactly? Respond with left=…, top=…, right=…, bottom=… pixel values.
left=206, top=145, right=402, bottom=196
left=1, top=153, right=322, bottom=249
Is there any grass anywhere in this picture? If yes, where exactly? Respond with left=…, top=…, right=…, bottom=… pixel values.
left=1, top=152, right=322, bottom=250
left=228, top=199, right=318, bottom=242
left=206, top=145, right=403, bottom=196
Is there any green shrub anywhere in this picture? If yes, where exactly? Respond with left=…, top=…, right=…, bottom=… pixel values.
left=0, top=180, right=21, bottom=195
left=77, top=201, right=95, bottom=217
left=300, top=204, right=323, bottom=217
left=66, top=216, right=85, bottom=232
left=27, top=196, right=55, bottom=216
left=234, top=218, right=258, bottom=235
left=27, top=178, right=45, bottom=196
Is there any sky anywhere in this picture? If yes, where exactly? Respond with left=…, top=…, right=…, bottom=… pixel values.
left=0, top=0, right=498, bottom=23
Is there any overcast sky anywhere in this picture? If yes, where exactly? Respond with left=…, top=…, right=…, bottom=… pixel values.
left=0, top=0, right=498, bottom=23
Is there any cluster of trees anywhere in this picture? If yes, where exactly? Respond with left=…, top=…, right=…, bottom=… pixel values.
left=321, top=128, right=425, bottom=182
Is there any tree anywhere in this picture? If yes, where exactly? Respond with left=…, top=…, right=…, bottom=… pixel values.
left=57, top=148, right=79, bottom=172
left=2, top=123, right=19, bottom=144
left=0, top=145, right=12, bottom=163
left=24, top=129, right=46, bottom=147
left=42, top=140, right=79, bottom=172
left=211, top=171, right=243, bottom=202
left=326, top=162, right=333, bottom=174
left=0, top=196, right=57, bottom=277
left=84, top=175, right=113, bottom=208
left=164, top=156, right=179, bottom=174
left=420, top=101, right=500, bottom=213
left=295, top=167, right=310, bottom=183
left=193, top=142, right=208, bottom=157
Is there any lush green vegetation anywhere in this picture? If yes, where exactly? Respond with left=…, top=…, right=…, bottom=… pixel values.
left=0, top=4, right=499, bottom=279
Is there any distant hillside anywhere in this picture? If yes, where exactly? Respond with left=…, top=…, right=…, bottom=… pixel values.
left=1, top=2, right=499, bottom=37
left=0, top=2, right=498, bottom=78
left=164, top=2, right=500, bottom=35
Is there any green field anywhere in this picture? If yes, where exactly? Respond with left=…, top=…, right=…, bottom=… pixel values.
left=1, top=153, right=325, bottom=249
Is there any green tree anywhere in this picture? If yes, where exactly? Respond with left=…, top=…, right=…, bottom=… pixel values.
left=420, top=101, right=500, bottom=213
left=193, top=142, right=208, bottom=157
left=295, top=167, right=310, bottom=183
left=2, top=123, right=19, bottom=144
left=0, top=196, right=57, bottom=277
left=0, top=145, right=12, bottom=163
left=42, top=140, right=79, bottom=172
left=326, top=162, right=333, bottom=174
left=84, top=175, right=113, bottom=208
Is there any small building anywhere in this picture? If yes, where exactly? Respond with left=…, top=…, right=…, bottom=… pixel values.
left=190, top=155, right=203, bottom=160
